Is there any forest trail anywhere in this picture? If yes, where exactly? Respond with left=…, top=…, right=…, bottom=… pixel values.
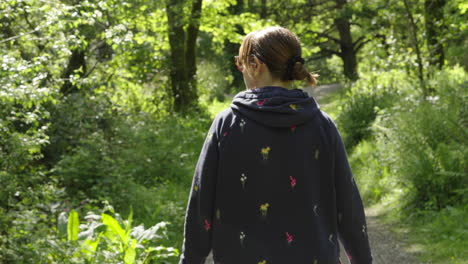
left=345, top=206, right=421, bottom=264
left=303, top=83, right=343, bottom=102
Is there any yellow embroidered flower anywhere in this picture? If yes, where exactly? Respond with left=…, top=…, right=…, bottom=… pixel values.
left=289, top=104, right=302, bottom=111
left=261, top=146, right=271, bottom=160
left=260, top=203, right=269, bottom=216
left=258, top=260, right=267, bottom=264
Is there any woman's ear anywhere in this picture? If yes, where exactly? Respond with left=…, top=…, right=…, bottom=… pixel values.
left=251, top=56, right=264, bottom=76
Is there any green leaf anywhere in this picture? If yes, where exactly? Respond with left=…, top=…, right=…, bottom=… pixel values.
left=102, top=213, right=128, bottom=244
left=67, top=209, right=79, bottom=241
left=124, top=239, right=137, bottom=264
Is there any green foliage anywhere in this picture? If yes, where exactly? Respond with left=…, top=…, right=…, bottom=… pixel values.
left=62, top=205, right=178, bottom=264
left=336, top=70, right=406, bottom=149
left=349, top=66, right=467, bottom=211
left=1, top=0, right=467, bottom=262
left=344, top=66, right=467, bottom=263
left=52, top=110, right=212, bottom=222
left=407, top=205, right=468, bottom=263
left=0, top=177, right=66, bottom=263
left=375, top=67, right=467, bottom=210
left=68, top=209, right=80, bottom=241
left=349, top=140, right=394, bottom=204
left=197, top=59, right=230, bottom=103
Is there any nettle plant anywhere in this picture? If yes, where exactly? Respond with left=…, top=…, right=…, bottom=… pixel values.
left=58, top=205, right=178, bottom=263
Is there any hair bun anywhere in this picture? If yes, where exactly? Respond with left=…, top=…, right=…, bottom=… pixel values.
left=292, top=62, right=319, bottom=86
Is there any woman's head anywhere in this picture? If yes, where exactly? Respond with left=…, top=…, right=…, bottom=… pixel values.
left=236, top=26, right=318, bottom=89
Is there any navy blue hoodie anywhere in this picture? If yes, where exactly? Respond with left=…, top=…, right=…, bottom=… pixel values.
left=179, top=86, right=373, bottom=264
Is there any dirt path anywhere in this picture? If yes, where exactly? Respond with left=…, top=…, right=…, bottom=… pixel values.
left=303, top=83, right=343, bottom=102
left=339, top=207, right=421, bottom=264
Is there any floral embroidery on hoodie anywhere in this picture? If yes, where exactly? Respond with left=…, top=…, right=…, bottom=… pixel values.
left=240, top=231, right=246, bottom=246
left=362, top=224, right=368, bottom=238
left=289, top=103, right=303, bottom=111
left=216, top=209, right=221, bottom=220
left=328, top=234, right=335, bottom=246
left=206, top=131, right=213, bottom=141
left=313, top=204, right=319, bottom=216
left=240, top=173, right=247, bottom=190
left=256, top=99, right=266, bottom=106
left=260, top=203, right=270, bottom=217
left=193, top=178, right=199, bottom=193
left=204, top=219, right=211, bottom=231
left=290, top=125, right=297, bottom=132
left=239, top=118, right=246, bottom=133
left=261, top=146, right=271, bottom=160
left=258, top=260, right=267, bottom=264
left=289, top=175, right=297, bottom=189
left=285, top=232, right=294, bottom=244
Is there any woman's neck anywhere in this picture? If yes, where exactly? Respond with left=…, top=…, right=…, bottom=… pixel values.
left=250, top=79, right=291, bottom=90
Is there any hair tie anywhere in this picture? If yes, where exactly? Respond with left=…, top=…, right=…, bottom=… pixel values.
left=284, top=55, right=305, bottom=80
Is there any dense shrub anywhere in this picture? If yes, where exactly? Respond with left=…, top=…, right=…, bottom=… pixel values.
left=336, top=70, right=411, bottom=149
left=350, top=66, right=467, bottom=211
left=52, top=109, right=212, bottom=221
left=0, top=178, right=66, bottom=263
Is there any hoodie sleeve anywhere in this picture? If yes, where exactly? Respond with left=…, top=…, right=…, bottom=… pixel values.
left=331, top=121, right=373, bottom=264
left=179, top=118, right=219, bottom=264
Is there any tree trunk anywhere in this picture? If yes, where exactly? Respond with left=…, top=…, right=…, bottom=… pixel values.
left=166, top=0, right=202, bottom=114
left=334, top=0, right=359, bottom=81
left=260, top=0, right=267, bottom=19
left=403, top=0, right=427, bottom=95
left=186, top=0, right=203, bottom=104
left=226, top=0, right=245, bottom=93
left=424, top=0, right=446, bottom=69
left=60, top=49, right=87, bottom=95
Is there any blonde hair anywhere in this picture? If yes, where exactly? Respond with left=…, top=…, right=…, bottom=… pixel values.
left=239, top=26, right=319, bottom=86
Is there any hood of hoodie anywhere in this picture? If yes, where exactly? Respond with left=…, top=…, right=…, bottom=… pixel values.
left=230, top=86, right=321, bottom=128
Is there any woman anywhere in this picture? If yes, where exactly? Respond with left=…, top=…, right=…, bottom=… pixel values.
left=179, top=26, right=372, bottom=264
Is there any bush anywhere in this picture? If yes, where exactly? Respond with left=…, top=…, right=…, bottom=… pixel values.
left=52, top=108, right=213, bottom=225
left=348, top=140, right=395, bottom=205
left=359, top=66, right=468, bottom=210
left=336, top=70, right=408, bottom=149
left=53, top=205, right=178, bottom=264
left=0, top=177, right=67, bottom=263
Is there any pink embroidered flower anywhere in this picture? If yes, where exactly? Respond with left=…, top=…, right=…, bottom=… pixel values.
left=290, top=125, right=297, bottom=132
left=223, top=131, right=228, bottom=136
left=256, top=99, right=266, bottom=106
left=347, top=252, right=353, bottom=260
left=289, top=176, right=296, bottom=188
left=285, top=232, right=294, bottom=244
left=204, top=219, right=211, bottom=231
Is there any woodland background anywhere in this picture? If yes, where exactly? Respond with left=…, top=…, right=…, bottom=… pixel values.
left=0, top=0, right=467, bottom=263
